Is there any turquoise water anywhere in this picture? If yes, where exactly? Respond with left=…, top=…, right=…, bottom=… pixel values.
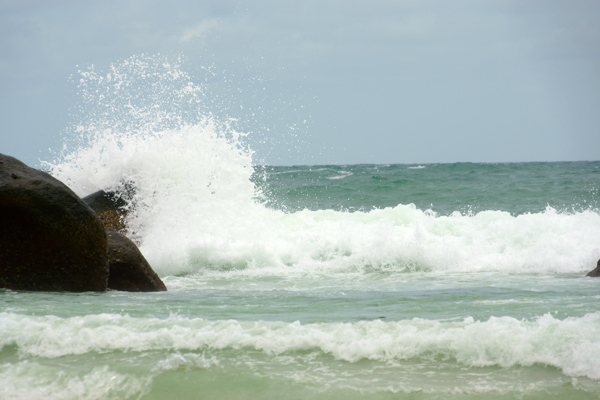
left=2, top=56, right=600, bottom=399
left=255, top=162, right=600, bottom=215
left=2, top=161, right=600, bottom=400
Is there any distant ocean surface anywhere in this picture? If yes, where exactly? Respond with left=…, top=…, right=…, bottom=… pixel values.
left=2, top=56, right=600, bottom=399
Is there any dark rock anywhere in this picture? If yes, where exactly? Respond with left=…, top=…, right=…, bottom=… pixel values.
left=107, top=231, right=166, bottom=292
left=82, top=190, right=128, bottom=232
left=586, top=259, right=600, bottom=277
left=0, top=154, right=108, bottom=291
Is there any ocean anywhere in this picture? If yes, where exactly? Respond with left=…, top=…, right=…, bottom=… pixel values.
left=1, top=56, right=600, bottom=399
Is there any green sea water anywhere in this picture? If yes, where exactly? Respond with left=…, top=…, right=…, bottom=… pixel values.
left=2, top=160, right=600, bottom=400
left=255, top=162, right=599, bottom=215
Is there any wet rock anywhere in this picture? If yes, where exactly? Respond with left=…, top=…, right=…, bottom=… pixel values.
left=107, top=231, right=166, bottom=292
left=82, top=190, right=128, bottom=232
left=0, top=154, right=108, bottom=291
left=586, top=259, right=600, bottom=277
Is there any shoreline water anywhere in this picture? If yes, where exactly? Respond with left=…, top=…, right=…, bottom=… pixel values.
left=2, top=161, right=600, bottom=399
left=2, top=55, right=599, bottom=399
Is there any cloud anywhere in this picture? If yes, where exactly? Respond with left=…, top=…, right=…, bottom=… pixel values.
left=179, top=18, right=219, bottom=43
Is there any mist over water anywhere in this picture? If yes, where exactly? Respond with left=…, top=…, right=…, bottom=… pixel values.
left=3, top=54, right=600, bottom=399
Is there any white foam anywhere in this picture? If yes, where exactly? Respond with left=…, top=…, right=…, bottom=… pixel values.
left=2, top=312, right=600, bottom=380
left=326, top=170, right=354, bottom=180
left=149, top=204, right=600, bottom=277
left=154, top=352, right=218, bottom=372
left=0, top=361, right=151, bottom=400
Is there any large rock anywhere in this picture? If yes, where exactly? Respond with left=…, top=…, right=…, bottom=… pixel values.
left=0, top=154, right=108, bottom=291
left=82, top=190, right=128, bottom=232
left=107, top=231, right=166, bottom=292
left=586, top=259, right=600, bottom=277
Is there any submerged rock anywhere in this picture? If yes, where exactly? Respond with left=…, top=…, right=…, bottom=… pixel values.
left=586, top=259, right=600, bottom=277
left=82, top=190, right=128, bottom=232
left=107, top=231, right=166, bottom=292
left=0, top=154, right=108, bottom=291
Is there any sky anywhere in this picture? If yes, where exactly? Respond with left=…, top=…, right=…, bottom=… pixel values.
left=1, top=0, right=599, bottom=166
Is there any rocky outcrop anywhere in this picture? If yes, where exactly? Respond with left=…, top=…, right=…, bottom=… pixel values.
left=107, top=231, right=166, bottom=292
left=0, top=154, right=108, bottom=291
left=586, top=259, right=600, bottom=277
left=85, top=189, right=167, bottom=292
left=82, top=190, right=128, bottom=232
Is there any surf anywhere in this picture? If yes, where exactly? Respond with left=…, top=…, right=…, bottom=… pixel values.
left=44, top=55, right=600, bottom=280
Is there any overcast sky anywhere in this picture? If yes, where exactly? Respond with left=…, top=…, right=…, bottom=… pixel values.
left=1, top=0, right=599, bottom=166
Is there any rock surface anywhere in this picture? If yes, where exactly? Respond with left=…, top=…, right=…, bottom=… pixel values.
left=107, top=231, right=166, bottom=292
left=0, top=154, right=108, bottom=291
left=82, top=190, right=128, bottom=232
left=586, top=259, right=600, bottom=277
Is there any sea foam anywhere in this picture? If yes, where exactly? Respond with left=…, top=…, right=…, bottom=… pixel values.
left=45, top=55, right=600, bottom=279
left=2, top=311, right=600, bottom=380
left=0, top=361, right=151, bottom=400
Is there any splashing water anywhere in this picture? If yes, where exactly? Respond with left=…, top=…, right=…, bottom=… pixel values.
left=44, top=55, right=600, bottom=280
left=45, top=55, right=266, bottom=274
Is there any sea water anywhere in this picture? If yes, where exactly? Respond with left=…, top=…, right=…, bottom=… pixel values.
left=1, top=55, right=600, bottom=399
